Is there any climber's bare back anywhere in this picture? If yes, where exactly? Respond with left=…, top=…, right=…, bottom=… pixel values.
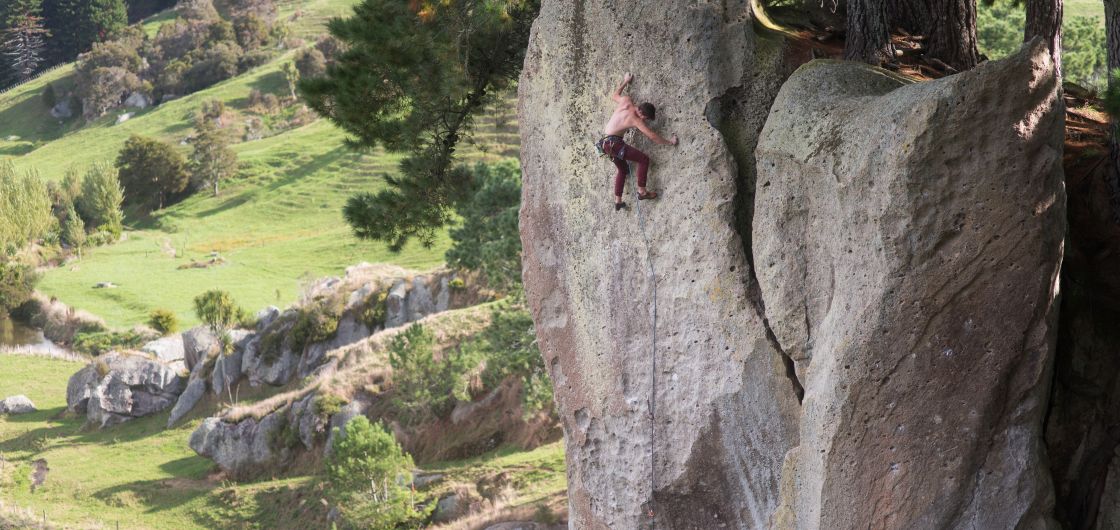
left=604, top=98, right=642, bottom=137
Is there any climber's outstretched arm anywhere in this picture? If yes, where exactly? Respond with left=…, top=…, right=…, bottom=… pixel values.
left=636, top=119, right=679, bottom=146
left=611, top=72, right=634, bottom=103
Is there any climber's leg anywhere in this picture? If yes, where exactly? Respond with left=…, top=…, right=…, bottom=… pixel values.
left=612, top=155, right=629, bottom=211
left=623, top=145, right=657, bottom=200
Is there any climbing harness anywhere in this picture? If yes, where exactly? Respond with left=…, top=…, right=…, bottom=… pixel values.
left=595, top=134, right=627, bottom=161
left=630, top=161, right=659, bottom=528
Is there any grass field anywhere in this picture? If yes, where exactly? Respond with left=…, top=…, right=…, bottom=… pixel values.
left=1067, top=0, right=1104, bottom=22
left=0, top=354, right=565, bottom=529
left=0, top=0, right=519, bottom=329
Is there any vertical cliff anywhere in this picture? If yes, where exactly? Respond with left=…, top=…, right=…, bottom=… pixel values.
left=519, top=2, right=801, bottom=528
left=519, top=2, right=1066, bottom=528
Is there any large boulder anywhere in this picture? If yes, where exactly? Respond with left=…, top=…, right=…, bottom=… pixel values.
left=754, top=41, right=1064, bottom=529
left=75, top=352, right=187, bottom=428
left=518, top=3, right=801, bottom=527
left=141, top=335, right=186, bottom=371
left=0, top=395, right=36, bottom=415
left=182, top=326, right=219, bottom=370
left=189, top=412, right=292, bottom=479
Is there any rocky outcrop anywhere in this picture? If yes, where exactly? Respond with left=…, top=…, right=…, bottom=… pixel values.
left=0, top=395, right=36, bottom=415
left=68, top=352, right=186, bottom=428
left=189, top=413, right=293, bottom=480
left=755, top=41, right=1064, bottom=529
left=519, top=3, right=801, bottom=528
left=520, top=3, right=1066, bottom=528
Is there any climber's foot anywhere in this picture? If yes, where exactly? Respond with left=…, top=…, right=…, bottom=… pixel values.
left=615, top=202, right=629, bottom=212
left=638, top=190, right=658, bottom=200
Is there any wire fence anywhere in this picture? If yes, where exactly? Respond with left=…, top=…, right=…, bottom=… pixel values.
left=0, top=63, right=69, bottom=98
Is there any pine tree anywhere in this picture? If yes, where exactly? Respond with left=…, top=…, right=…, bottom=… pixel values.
left=42, top=0, right=127, bottom=63
left=1, top=0, right=49, bottom=82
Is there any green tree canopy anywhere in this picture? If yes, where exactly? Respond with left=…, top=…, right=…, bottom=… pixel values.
left=116, top=135, right=191, bottom=211
left=190, top=115, right=239, bottom=196
left=0, top=161, right=53, bottom=255
left=446, top=161, right=523, bottom=292
left=75, top=162, right=124, bottom=237
left=300, top=0, right=539, bottom=251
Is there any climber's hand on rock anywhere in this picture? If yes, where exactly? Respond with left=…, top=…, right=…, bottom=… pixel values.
left=624, top=72, right=634, bottom=84
left=670, top=134, right=679, bottom=146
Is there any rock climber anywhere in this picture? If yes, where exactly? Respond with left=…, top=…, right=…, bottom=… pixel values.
left=595, top=72, right=678, bottom=212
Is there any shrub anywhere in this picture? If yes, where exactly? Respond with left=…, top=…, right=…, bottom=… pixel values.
left=360, top=291, right=388, bottom=330
left=0, top=263, right=39, bottom=315
left=289, top=301, right=340, bottom=353
left=72, top=329, right=150, bottom=356
left=0, top=161, right=54, bottom=254
left=388, top=324, right=478, bottom=425
left=42, top=83, right=57, bottom=109
left=148, top=309, right=179, bottom=335
left=462, top=302, right=552, bottom=413
left=193, top=289, right=239, bottom=336
left=75, top=163, right=124, bottom=238
left=314, top=393, right=347, bottom=418
left=233, top=14, right=269, bottom=49
left=325, top=416, right=431, bottom=528
left=295, top=48, right=327, bottom=79
left=116, top=135, right=192, bottom=211
left=258, top=327, right=286, bottom=364
left=268, top=416, right=302, bottom=450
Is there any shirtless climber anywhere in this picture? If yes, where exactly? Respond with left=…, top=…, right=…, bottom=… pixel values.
left=596, top=72, right=679, bottom=211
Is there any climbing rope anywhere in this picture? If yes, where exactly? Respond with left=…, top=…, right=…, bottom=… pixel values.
left=630, top=160, right=659, bottom=528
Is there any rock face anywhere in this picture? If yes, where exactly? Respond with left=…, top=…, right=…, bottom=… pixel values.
left=189, top=414, right=292, bottom=480
left=755, top=41, right=1064, bottom=529
left=0, top=395, right=36, bottom=415
left=520, top=3, right=1066, bottom=528
left=519, top=3, right=802, bottom=528
left=68, top=352, right=187, bottom=428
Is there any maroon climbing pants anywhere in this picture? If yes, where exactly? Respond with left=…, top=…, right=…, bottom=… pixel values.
left=602, top=136, right=649, bottom=197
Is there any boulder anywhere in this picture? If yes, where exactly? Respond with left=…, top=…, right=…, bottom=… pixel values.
left=210, top=330, right=253, bottom=397
left=66, top=364, right=99, bottom=414
left=189, top=412, right=291, bottom=479
left=167, top=372, right=207, bottom=428
left=49, top=99, right=72, bottom=119
left=182, top=326, right=219, bottom=370
left=408, top=276, right=435, bottom=321
left=518, top=2, right=800, bottom=528
left=290, top=394, right=328, bottom=450
left=141, top=335, right=186, bottom=371
left=754, top=41, right=1064, bottom=528
left=385, top=280, right=409, bottom=328
left=255, top=306, right=281, bottom=331
left=79, top=352, right=186, bottom=428
left=0, top=395, right=36, bottom=415
left=123, top=91, right=150, bottom=109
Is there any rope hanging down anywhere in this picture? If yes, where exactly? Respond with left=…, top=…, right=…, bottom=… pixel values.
left=631, top=161, right=659, bottom=528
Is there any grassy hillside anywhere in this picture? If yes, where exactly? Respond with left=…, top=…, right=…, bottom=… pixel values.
left=0, top=351, right=563, bottom=529
left=0, top=0, right=519, bottom=329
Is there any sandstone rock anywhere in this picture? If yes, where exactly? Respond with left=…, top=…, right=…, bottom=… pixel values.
left=210, top=330, right=253, bottom=397
left=167, top=373, right=207, bottom=428
left=754, top=41, right=1064, bottom=529
left=66, top=364, right=99, bottom=414
left=123, top=91, right=150, bottom=109
left=189, top=413, right=291, bottom=479
left=80, top=352, right=186, bottom=428
left=141, top=335, right=186, bottom=371
left=255, top=306, right=281, bottom=330
left=0, top=395, right=36, bottom=415
left=290, top=394, right=327, bottom=450
left=519, top=2, right=800, bottom=527
left=433, top=493, right=464, bottom=523
left=408, top=276, right=434, bottom=321
left=182, top=326, right=219, bottom=370
left=385, top=280, right=409, bottom=328
left=50, top=99, right=72, bottom=119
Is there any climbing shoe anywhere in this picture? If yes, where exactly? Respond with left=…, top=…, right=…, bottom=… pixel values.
left=615, top=202, right=628, bottom=212
left=638, top=190, right=658, bottom=200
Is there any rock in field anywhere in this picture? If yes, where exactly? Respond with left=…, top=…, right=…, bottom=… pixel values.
left=0, top=395, right=36, bottom=415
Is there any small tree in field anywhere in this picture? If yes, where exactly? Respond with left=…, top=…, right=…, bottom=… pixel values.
left=116, top=135, right=191, bottom=211
left=75, top=162, right=124, bottom=238
left=325, top=416, right=431, bottom=528
left=190, top=117, right=238, bottom=196
left=61, top=204, right=86, bottom=257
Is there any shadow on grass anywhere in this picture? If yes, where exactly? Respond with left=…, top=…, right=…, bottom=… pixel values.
left=194, top=192, right=256, bottom=218
left=189, top=476, right=330, bottom=530
left=93, top=475, right=211, bottom=514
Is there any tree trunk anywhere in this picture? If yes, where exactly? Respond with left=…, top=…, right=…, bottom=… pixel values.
left=1025, top=0, right=1063, bottom=78
left=844, top=0, right=894, bottom=64
left=925, top=0, right=979, bottom=71
left=1106, top=0, right=1120, bottom=223
left=888, top=0, right=930, bottom=35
